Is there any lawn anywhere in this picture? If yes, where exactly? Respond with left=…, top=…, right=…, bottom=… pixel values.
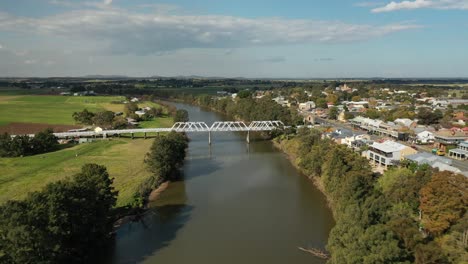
left=0, top=95, right=125, bottom=126
left=0, top=139, right=155, bottom=207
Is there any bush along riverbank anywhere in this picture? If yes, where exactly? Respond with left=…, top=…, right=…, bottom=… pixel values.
left=130, top=131, right=189, bottom=209
left=275, top=128, right=467, bottom=264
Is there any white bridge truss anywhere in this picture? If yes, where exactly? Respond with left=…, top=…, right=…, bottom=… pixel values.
left=18, top=121, right=284, bottom=143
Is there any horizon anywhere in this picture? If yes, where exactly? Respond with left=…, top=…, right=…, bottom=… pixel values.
left=1, top=0, right=468, bottom=78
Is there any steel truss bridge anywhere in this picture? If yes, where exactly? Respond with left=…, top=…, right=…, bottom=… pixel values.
left=48, top=121, right=284, bottom=144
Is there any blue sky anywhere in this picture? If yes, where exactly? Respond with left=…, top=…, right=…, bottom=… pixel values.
left=0, top=0, right=467, bottom=77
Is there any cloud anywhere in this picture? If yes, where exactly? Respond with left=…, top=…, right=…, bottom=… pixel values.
left=24, top=59, right=38, bottom=64
left=0, top=44, right=3, bottom=49
left=372, top=0, right=468, bottom=12
left=0, top=9, right=420, bottom=55
left=315, top=58, right=335, bottom=61
left=262, top=56, right=286, bottom=63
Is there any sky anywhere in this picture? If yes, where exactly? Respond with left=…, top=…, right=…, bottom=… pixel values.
left=0, top=0, right=467, bottom=78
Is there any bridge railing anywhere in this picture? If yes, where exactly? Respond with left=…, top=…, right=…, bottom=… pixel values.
left=12, top=121, right=285, bottom=139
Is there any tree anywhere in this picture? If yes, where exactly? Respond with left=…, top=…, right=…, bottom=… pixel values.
left=352, top=95, right=361, bottom=102
left=0, top=164, right=117, bottom=263
left=329, top=106, right=339, bottom=120
left=145, top=132, right=188, bottom=180
left=31, top=128, right=58, bottom=154
left=316, top=98, right=328, bottom=109
left=72, top=109, right=95, bottom=125
left=237, top=90, right=252, bottom=99
left=124, top=102, right=139, bottom=117
left=92, top=111, right=115, bottom=128
left=174, top=109, right=189, bottom=123
left=420, top=171, right=467, bottom=235
left=417, top=107, right=443, bottom=125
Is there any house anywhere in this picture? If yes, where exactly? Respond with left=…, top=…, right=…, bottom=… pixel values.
left=416, top=131, right=435, bottom=144
left=405, top=152, right=462, bottom=174
left=130, top=97, right=139, bottom=103
left=448, top=141, right=468, bottom=160
left=434, top=129, right=468, bottom=151
left=341, top=134, right=371, bottom=148
left=364, top=140, right=417, bottom=169
left=298, top=101, right=316, bottom=111
left=94, top=127, right=103, bottom=133
left=394, top=118, right=417, bottom=129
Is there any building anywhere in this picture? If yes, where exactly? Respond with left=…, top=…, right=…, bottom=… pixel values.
left=298, top=101, right=316, bottom=111
left=405, top=152, right=462, bottom=174
left=434, top=129, right=468, bottom=151
left=364, top=140, right=417, bottom=169
left=449, top=141, right=468, bottom=160
left=415, top=131, right=435, bottom=144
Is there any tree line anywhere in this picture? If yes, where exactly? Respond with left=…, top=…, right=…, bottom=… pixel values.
left=0, top=129, right=58, bottom=157
left=275, top=129, right=467, bottom=263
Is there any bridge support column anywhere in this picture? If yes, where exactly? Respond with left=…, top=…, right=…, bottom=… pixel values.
left=103, top=133, right=106, bottom=139
left=144, top=132, right=147, bottom=139
left=246, top=130, right=250, bottom=144
left=131, top=133, right=134, bottom=139
left=208, top=131, right=212, bottom=145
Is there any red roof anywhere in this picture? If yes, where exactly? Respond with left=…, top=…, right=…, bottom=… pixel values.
left=463, top=127, right=468, bottom=131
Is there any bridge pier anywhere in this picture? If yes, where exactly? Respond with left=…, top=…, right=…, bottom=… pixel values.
left=246, top=130, right=250, bottom=144
left=131, top=133, right=134, bottom=139
left=144, top=132, right=147, bottom=139
left=208, top=131, right=212, bottom=145
left=103, top=133, right=106, bottom=139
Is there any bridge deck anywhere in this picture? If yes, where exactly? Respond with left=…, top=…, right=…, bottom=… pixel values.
left=14, top=121, right=284, bottom=139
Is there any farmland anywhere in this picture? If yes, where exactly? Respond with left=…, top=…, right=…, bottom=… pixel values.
left=0, top=94, right=174, bottom=207
left=0, top=95, right=125, bottom=127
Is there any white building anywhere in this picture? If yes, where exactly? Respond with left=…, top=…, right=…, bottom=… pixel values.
left=364, top=140, right=417, bottom=169
left=298, top=101, right=316, bottom=111
left=416, top=131, right=435, bottom=144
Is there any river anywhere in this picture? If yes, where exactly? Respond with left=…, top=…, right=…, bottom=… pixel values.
left=102, top=103, right=334, bottom=264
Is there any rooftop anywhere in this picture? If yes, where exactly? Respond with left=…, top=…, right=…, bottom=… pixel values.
left=371, top=140, right=407, bottom=153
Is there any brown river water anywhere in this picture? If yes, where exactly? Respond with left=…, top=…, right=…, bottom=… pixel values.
left=99, top=103, right=334, bottom=264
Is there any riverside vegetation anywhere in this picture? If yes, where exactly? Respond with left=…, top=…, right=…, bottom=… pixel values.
left=171, top=93, right=467, bottom=263
left=0, top=131, right=188, bottom=263
left=275, top=129, right=467, bottom=264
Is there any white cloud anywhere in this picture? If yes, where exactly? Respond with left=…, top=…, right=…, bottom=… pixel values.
left=24, top=59, right=38, bottom=64
left=104, top=0, right=112, bottom=5
left=372, top=0, right=468, bottom=12
left=0, top=44, right=3, bottom=49
left=0, top=9, right=420, bottom=55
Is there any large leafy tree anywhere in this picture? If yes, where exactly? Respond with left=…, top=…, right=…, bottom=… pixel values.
left=72, top=108, right=95, bottom=125
left=0, top=164, right=117, bottom=264
left=420, top=171, right=467, bottom=236
left=174, top=109, right=189, bottom=123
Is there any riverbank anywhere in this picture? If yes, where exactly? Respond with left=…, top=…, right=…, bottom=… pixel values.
left=272, top=138, right=336, bottom=217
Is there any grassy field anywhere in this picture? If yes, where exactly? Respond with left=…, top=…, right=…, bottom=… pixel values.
left=0, top=139, right=155, bottom=207
left=0, top=94, right=175, bottom=207
left=0, top=95, right=125, bottom=126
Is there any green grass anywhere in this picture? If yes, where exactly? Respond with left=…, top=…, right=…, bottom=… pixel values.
left=0, top=95, right=125, bottom=126
left=0, top=139, right=155, bottom=207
